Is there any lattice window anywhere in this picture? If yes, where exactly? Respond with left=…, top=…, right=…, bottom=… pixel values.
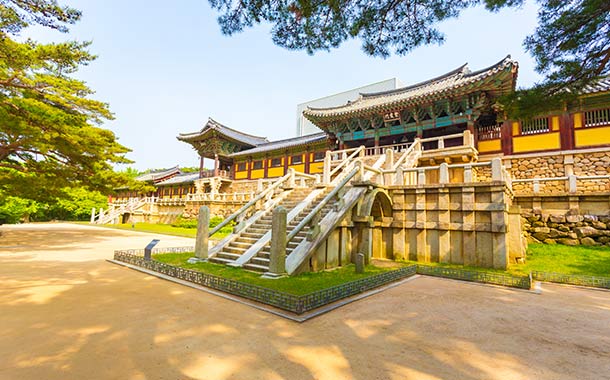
left=291, top=154, right=303, bottom=164
left=237, top=162, right=247, bottom=171
left=270, top=158, right=282, bottom=167
left=313, top=151, right=325, bottom=162
left=584, top=108, right=610, bottom=127
left=478, top=123, right=502, bottom=140
left=521, top=117, right=549, bottom=135
left=253, top=160, right=263, bottom=170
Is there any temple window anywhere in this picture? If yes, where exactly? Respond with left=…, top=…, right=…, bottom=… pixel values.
left=584, top=108, right=610, bottom=127
left=270, top=158, right=282, bottom=167
left=237, top=162, right=247, bottom=171
left=313, top=152, right=325, bottom=162
left=521, top=117, right=550, bottom=135
left=478, top=123, right=502, bottom=140
left=253, top=160, right=263, bottom=170
left=291, top=155, right=303, bottom=164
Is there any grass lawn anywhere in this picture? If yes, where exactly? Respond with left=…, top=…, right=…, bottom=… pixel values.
left=401, top=243, right=610, bottom=278
left=509, top=243, right=610, bottom=277
left=95, top=223, right=231, bottom=240
left=153, top=252, right=394, bottom=295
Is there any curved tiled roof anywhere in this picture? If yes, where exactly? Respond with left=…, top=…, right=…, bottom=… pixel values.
left=582, top=76, right=610, bottom=94
left=230, top=133, right=327, bottom=157
left=177, top=118, right=269, bottom=147
left=135, top=166, right=181, bottom=183
left=304, top=56, right=518, bottom=122
left=155, top=172, right=200, bottom=186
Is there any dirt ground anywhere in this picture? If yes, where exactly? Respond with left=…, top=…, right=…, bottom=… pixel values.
left=1, top=223, right=609, bottom=380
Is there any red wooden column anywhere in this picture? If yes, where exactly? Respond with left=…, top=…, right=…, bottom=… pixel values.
left=560, top=112, right=575, bottom=150
left=501, top=119, right=513, bottom=155
left=263, top=155, right=269, bottom=178
left=247, top=157, right=252, bottom=180
left=199, top=156, right=204, bottom=178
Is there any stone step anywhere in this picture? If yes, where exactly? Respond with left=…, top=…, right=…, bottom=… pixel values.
left=243, top=262, right=269, bottom=273
left=231, top=241, right=252, bottom=248
left=250, top=257, right=270, bottom=266
left=241, top=232, right=265, bottom=239
left=210, top=256, right=236, bottom=265
left=216, top=252, right=241, bottom=260
left=238, top=237, right=259, bottom=243
left=224, top=246, right=247, bottom=254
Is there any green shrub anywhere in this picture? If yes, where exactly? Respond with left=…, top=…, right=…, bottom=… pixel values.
left=171, top=216, right=197, bottom=229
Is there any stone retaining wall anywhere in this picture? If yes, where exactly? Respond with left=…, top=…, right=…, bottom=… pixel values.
left=500, top=150, right=610, bottom=196
left=522, top=210, right=610, bottom=247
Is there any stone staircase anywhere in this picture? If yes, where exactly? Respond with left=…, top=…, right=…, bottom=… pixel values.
left=243, top=190, right=338, bottom=272
left=209, top=188, right=313, bottom=266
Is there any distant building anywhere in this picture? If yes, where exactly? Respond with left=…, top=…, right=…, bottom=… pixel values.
left=296, top=78, right=403, bottom=136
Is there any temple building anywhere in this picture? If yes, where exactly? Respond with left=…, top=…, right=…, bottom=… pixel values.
left=100, top=56, right=610, bottom=274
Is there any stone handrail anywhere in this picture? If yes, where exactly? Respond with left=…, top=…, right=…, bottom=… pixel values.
left=327, top=145, right=365, bottom=180
left=512, top=174, right=610, bottom=194
left=186, top=192, right=254, bottom=202
left=379, top=158, right=509, bottom=187
left=208, top=169, right=317, bottom=237
left=286, top=158, right=385, bottom=245
left=286, top=166, right=360, bottom=244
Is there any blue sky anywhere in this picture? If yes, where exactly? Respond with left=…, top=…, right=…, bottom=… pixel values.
left=26, top=0, right=541, bottom=170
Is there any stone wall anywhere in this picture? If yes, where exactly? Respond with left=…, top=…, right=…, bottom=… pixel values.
left=389, top=183, right=525, bottom=269
left=522, top=210, right=610, bottom=247
left=485, top=149, right=610, bottom=196
left=182, top=200, right=247, bottom=219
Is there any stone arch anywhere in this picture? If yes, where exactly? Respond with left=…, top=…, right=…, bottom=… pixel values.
left=357, top=188, right=394, bottom=260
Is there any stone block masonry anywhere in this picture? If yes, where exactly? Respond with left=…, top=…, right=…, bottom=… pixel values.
left=522, top=210, right=610, bottom=247
left=389, top=182, right=524, bottom=269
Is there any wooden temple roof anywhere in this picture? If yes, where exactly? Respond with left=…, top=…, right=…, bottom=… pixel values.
left=303, top=56, right=518, bottom=124
left=135, top=166, right=181, bottom=183
left=230, top=132, right=327, bottom=157
left=581, top=76, right=610, bottom=95
left=155, top=172, right=200, bottom=186
left=177, top=118, right=269, bottom=147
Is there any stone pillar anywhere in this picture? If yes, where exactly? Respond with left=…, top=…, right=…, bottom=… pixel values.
left=491, top=158, right=503, bottom=181
left=462, top=187, right=476, bottom=266
left=323, top=152, right=332, bottom=184
left=99, top=208, right=105, bottom=221
left=384, top=149, right=394, bottom=185
left=355, top=253, right=364, bottom=273
left=264, top=206, right=287, bottom=278
left=439, top=163, right=449, bottom=184
left=195, top=206, right=209, bottom=260
left=415, top=188, right=428, bottom=262
left=438, top=188, right=450, bottom=263
left=90, top=208, right=96, bottom=223
left=490, top=186, right=508, bottom=269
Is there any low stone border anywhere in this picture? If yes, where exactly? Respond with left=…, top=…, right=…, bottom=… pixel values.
left=532, top=271, right=610, bottom=289
left=113, top=251, right=417, bottom=314
left=416, top=265, right=532, bottom=289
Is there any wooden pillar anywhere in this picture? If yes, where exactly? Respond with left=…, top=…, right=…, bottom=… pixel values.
left=304, top=149, right=310, bottom=174
left=213, top=153, right=219, bottom=177
left=283, top=151, right=289, bottom=176
left=501, top=119, right=513, bottom=155
left=199, top=156, right=204, bottom=178
left=262, top=156, right=267, bottom=178
left=374, top=132, right=380, bottom=155
left=561, top=112, right=575, bottom=150
left=247, top=157, right=252, bottom=180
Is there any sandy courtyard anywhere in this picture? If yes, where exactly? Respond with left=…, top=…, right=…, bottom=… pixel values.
left=1, top=223, right=609, bottom=380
